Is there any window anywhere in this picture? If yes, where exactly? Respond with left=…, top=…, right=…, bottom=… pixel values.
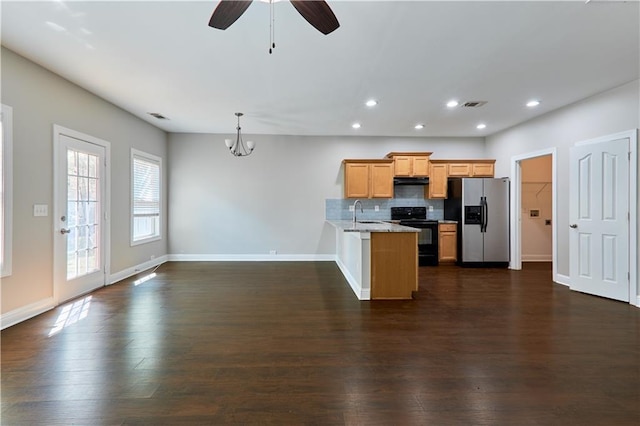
left=131, top=149, right=161, bottom=245
left=1, top=104, right=13, bottom=277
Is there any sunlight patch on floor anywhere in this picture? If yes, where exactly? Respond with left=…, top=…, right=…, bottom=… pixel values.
left=48, top=295, right=92, bottom=337
left=134, top=272, right=156, bottom=286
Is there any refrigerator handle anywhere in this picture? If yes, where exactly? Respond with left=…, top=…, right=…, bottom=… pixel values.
left=484, top=197, right=488, bottom=232
left=480, top=196, right=487, bottom=232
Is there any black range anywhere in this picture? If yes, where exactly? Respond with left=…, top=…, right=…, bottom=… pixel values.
left=390, top=207, right=439, bottom=266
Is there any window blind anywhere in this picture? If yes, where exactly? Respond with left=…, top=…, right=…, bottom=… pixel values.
left=133, top=156, right=160, bottom=217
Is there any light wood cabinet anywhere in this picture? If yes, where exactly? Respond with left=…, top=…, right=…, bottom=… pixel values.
left=447, top=162, right=472, bottom=177
left=438, top=223, right=457, bottom=263
left=427, top=161, right=448, bottom=199
left=385, top=152, right=432, bottom=177
left=344, top=155, right=496, bottom=200
left=343, top=159, right=394, bottom=199
left=446, top=160, right=495, bottom=177
left=371, top=232, right=418, bottom=299
left=429, top=159, right=496, bottom=198
left=471, top=162, right=495, bottom=177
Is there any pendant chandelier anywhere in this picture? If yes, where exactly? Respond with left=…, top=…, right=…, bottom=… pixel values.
left=224, top=112, right=255, bottom=157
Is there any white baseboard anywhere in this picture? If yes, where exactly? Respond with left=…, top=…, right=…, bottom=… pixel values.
left=1, top=297, right=55, bottom=330
left=168, top=254, right=335, bottom=262
left=335, top=258, right=370, bottom=300
left=109, top=255, right=169, bottom=285
left=634, top=296, right=640, bottom=308
left=555, top=273, right=570, bottom=287
left=522, top=254, right=553, bottom=262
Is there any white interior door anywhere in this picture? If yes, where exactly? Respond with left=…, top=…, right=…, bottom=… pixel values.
left=569, top=136, right=629, bottom=302
left=54, top=129, right=108, bottom=303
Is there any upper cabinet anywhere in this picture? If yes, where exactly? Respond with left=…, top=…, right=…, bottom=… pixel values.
left=427, top=159, right=496, bottom=199
left=343, top=159, right=394, bottom=199
left=342, top=155, right=496, bottom=200
left=427, top=162, right=448, bottom=199
left=385, top=152, right=432, bottom=177
left=446, top=160, right=495, bottom=177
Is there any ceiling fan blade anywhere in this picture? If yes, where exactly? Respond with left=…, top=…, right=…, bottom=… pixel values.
left=208, top=0, right=254, bottom=30
left=290, top=0, right=340, bottom=35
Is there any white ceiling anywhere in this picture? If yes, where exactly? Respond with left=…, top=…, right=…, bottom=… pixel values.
left=2, top=1, right=639, bottom=137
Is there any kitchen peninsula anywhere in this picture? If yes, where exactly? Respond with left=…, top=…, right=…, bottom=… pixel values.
left=328, top=221, right=420, bottom=300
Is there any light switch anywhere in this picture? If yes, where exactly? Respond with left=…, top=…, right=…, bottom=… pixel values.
left=33, top=204, right=48, bottom=217
left=428, top=206, right=434, bottom=212
left=374, top=205, right=379, bottom=211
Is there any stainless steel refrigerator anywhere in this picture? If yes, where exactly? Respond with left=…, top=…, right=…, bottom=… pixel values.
left=444, top=178, right=510, bottom=267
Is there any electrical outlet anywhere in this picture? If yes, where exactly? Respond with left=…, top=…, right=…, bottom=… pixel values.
left=269, top=250, right=277, bottom=255
left=374, top=205, right=379, bottom=212
left=428, top=206, right=434, bottom=212
left=348, top=205, right=355, bottom=211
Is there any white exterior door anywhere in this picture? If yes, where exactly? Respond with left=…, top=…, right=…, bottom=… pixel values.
left=569, top=135, right=629, bottom=302
left=54, top=127, right=109, bottom=303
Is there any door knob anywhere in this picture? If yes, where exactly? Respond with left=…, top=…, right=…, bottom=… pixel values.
left=569, top=224, right=578, bottom=229
left=60, top=228, right=71, bottom=234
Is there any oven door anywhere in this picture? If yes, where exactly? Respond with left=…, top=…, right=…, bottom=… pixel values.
left=401, top=222, right=439, bottom=266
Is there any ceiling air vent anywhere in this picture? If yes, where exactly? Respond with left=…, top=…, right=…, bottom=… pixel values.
left=461, top=101, right=487, bottom=108
left=148, top=112, right=169, bottom=120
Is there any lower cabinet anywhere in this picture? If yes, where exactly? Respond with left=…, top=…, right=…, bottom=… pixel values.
left=371, top=232, right=418, bottom=299
left=438, top=223, right=457, bottom=262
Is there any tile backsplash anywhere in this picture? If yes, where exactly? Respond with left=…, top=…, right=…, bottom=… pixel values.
left=326, top=186, right=444, bottom=221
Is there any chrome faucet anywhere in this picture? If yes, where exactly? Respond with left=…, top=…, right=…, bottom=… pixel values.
left=352, top=199, right=363, bottom=223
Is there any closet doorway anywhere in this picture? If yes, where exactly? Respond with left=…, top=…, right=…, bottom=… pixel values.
left=520, top=155, right=553, bottom=264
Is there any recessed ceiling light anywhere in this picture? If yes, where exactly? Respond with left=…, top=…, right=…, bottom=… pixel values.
left=352, top=123, right=361, bottom=129
left=476, top=123, right=487, bottom=130
left=365, top=99, right=378, bottom=107
left=526, top=100, right=541, bottom=107
left=414, top=124, right=425, bottom=130
left=446, top=100, right=459, bottom=108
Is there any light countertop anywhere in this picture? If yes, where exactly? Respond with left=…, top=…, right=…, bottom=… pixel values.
left=327, top=220, right=420, bottom=233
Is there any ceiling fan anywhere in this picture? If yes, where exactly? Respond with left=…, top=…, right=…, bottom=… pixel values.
left=208, top=0, right=340, bottom=35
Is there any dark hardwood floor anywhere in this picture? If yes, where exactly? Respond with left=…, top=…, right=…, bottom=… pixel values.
left=2, top=262, right=639, bottom=425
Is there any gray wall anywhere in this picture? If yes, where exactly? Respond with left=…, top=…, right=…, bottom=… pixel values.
left=1, top=47, right=168, bottom=314
left=167, top=134, right=485, bottom=257
left=485, top=79, right=640, bottom=297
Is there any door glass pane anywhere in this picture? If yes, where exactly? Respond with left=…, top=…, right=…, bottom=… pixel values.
left=67, top=150, right=77, bottom=175
left=78, top=152, right=88, bottom=176
left=78, top=177, right=88, bottom=201
left=68, top=176, right=78, bottom=202
left=88, top=155, right=97, bottom=178
left=89, top=179, right=97, bottom=201
left=66, top=148, right=100, bottom=280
